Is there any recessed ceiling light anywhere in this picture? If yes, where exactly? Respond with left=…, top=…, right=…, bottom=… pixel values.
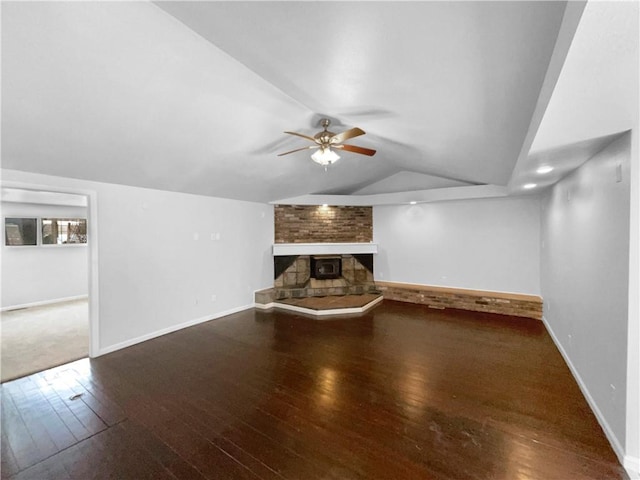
left=321, top=204, right=328, bottom=207
left=409, top=201, right=417, bottom=205
left=536, top=165, right=553, bottom=174
left=523, top=183, right=537, bottom=190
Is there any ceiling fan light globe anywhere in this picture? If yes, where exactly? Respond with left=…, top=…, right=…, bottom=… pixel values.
left=311, top=148, right=340, bottom=166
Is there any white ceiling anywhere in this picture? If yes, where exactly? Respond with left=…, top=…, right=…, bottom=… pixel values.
left=508, top=0, right=639, bottom=194
left=530, top=1, right=638, bottom=154
left=1, top=1, right=637, bottom=204
left=353, top=172, right=473, bottom=196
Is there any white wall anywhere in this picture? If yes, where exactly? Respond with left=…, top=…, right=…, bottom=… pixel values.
left=373, top=195, right=540, bottom=295
left=1, top=202, right=88, bottom=308
left=1, top=169, right=274, bottom=355
left=628, top=120, right=640, bottom=477
left=541, top=133, right=631, bottom=457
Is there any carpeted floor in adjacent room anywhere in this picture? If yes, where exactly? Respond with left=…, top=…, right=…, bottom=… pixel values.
left=1, top=298, right=89, bottom=383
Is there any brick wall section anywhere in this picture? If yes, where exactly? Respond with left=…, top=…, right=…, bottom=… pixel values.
left=376, top=281, right=543, bottom=320
left=275, top=205, right=373, bottom=243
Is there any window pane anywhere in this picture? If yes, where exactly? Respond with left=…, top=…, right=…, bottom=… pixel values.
left=42, top=218, right=87, bottom=244
left=5, top=218, right=37, bottom=246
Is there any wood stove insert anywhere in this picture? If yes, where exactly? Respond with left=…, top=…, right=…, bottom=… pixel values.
left=311, top=256, right=342, bottom=280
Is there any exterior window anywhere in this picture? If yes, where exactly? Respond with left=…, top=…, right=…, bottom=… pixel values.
left=4, top=218, right=37, bottom=246
left=42, top=218, right=87, bottom=244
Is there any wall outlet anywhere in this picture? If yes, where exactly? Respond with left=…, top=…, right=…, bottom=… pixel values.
left=194, top=297, right=199, bottom=305
left=193, top=233, right=199, bottom=241
left=211, top=294, right=217, bottom=302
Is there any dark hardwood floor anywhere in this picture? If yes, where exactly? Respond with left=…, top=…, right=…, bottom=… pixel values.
left=1, top=300, right=628, bottom=479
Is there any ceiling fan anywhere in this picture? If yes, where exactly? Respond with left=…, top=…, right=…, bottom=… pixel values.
left=278, top=118, right=376, bottom=167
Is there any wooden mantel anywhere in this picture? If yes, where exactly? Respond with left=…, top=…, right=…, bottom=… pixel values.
left=272, top=243, right=378, bottom=256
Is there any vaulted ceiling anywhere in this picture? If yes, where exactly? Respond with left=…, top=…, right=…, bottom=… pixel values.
left=1, top=1, right=637, bottom=203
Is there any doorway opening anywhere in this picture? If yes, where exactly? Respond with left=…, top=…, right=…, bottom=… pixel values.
left=1, top=184, right=99, bottom=382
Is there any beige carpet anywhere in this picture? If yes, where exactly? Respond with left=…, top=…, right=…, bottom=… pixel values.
left=1, top=299, right=89, bottom=383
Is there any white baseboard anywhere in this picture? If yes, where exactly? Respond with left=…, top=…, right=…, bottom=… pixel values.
left=1, top=295, right=89, bottom=312
left=624, top=455, right=640, bottom=479
left=96, top=304, right=253, bottom=356
left=254, top=302, right=275, bottom=310
left=542, top=315, right=628, bottom=472
left=253, top=295, right=384, bottom=317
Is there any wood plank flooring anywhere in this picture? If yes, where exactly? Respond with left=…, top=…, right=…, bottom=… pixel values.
left=1, top=300, right=628, bottom=479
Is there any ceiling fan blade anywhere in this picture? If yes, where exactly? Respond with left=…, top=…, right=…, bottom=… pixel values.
left=277, top=145, right=320, bottom=156
left=330, top=127, right=365, bottom=144
left=284, top=131, right=320, bottom=143
left=334, top=144, right=377, bottom=156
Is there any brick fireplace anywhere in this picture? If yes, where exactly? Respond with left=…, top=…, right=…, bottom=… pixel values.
left=272, top=253, right=377, bottom=300
left=254, top=205, right=379, bottom=305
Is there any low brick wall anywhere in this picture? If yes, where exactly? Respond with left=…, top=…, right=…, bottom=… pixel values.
left=376, top=281, right=542, bottom=320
